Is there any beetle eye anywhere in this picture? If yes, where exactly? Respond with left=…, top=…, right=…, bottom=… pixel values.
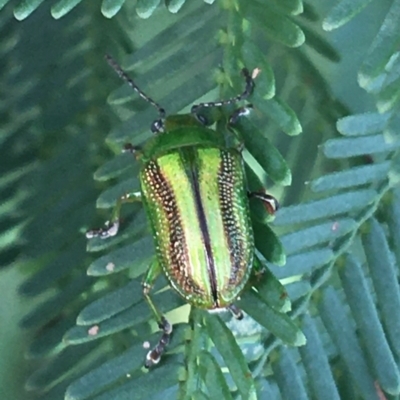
left=229, top=105, right=253, bottom=124
left=196, top=114, right=209, bottom=125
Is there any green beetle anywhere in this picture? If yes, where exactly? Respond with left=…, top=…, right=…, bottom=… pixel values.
left=87, top=55, right=279, bottom=367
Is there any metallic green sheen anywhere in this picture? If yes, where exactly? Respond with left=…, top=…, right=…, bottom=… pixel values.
left=139, top=125, right=254, bottom=309
left=141, top=126, right=223, bottom=162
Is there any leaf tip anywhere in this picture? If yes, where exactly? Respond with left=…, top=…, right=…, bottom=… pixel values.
left=281, top=170, right=292, bottom=186
left=294, top=330, right=307, bottom=346
left=322, top=18, right=339, bottom=32
left=357, top=71, right=371, bottom=89
left=293, top=30, right=306, bottom=48
left=274, top=252, right=287, bottom=267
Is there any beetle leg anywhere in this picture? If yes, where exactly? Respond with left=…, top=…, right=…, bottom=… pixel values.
left=144, top=315, right=172, bottom=368
left=142, top=259, right=173, bottom=368
left=252, top=255, right=266, bottom=277
left=227, top=304, right=244, bottom=320
left=248, top=191, right=279, bottom=215
left=86, top=191, right=142, bottom=239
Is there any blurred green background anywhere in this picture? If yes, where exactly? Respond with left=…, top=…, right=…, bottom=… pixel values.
left=1, top=0, right=400, bottom=399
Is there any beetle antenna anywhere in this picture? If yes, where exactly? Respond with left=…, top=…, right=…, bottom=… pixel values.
left=191, top=68, right=255, bottom=114
left=105, top=54, right=166, bottom=121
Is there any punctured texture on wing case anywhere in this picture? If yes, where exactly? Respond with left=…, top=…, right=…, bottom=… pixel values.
left=140, top=143, right=254, bottom=309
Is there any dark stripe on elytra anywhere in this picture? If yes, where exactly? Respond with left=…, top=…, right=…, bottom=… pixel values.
left=144, top=160, right=205, bottom=297
left=218, top=151, right=244, bottom=285
left=183, top=149, right=219, bottom=305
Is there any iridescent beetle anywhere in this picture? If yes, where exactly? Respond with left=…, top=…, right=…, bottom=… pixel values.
left=87, top=55, right=279, bottom=367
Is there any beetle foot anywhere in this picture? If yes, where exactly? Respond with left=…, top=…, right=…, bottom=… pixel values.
left=145, top=316, right=173, bottom=368
left=227, top=304, right=244, bottom=320
left=86, top=220, right=120, bottom=239
left=151, top=119, right=165, bottom=134
left=248, top=191, right=279, bottom=215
